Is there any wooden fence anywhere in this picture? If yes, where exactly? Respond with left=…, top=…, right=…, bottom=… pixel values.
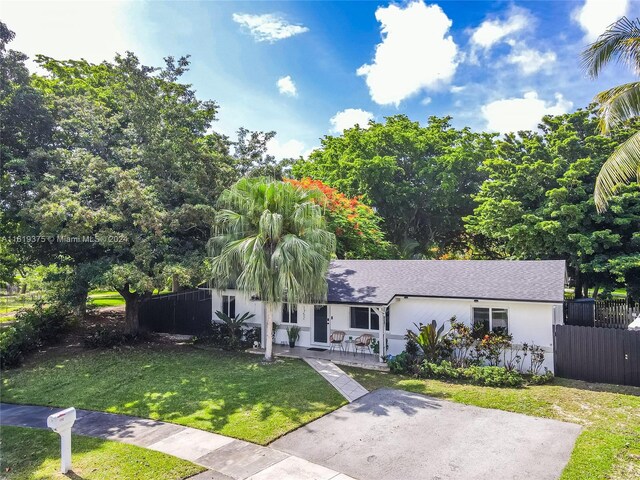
left=554, top=325, right=640, bottom=387
left=139, top=289, right=212, bottom=335
left=564, top=299, right=639, bottom=329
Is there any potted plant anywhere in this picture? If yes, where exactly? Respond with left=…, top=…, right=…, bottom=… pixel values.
left=287, top=325, right=301, bottom=348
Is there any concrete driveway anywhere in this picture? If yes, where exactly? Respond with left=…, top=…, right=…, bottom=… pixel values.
left=272, top=389, right=581, bottom=480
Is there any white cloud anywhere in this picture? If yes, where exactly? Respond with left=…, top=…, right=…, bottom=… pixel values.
left=267, top=138, right=307, bottom=160
left=450, top=85, right=466, bottom=93
left=573, top=0, right=629, bottom=41
left=357, top=1, right=458, bottom=106
left=420, top=97, right=432, bottom=106
left=481, top=91, right=573, bottom=133
left=277, top=75, right=297, bottom=96
left=1, top=0, right=135, bottom=67
left=506, top=44, right=557, bottom=75
left=470, top=9, right=530, bottom=50
left=330, top=109, right=374, bottom=133
left=232, top=13, right=309, bottom=42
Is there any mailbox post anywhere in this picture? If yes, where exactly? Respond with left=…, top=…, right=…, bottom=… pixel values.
left=47, top=407, right=76, bottom=473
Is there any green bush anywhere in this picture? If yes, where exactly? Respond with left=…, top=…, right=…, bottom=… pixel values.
left=420, top=360, right=525, bottom=387
left=0, top=303, right=72, bottom=368
left=83, top=327, right=149, bottom=349
left=387, top=352, right=410, bottom=374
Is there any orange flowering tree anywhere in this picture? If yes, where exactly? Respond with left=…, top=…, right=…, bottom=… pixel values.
left=285, top=178, right=395, bottom=259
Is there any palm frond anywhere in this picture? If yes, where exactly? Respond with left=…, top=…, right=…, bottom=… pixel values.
left=209, top=178, right=335, bottom=304
left=582, top=16, right=640, bottom=79
left=594, top=82, right=640, bottom=133
left=594, top=130, right=640, bottom=212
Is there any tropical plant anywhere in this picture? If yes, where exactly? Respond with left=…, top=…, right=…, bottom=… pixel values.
left=214, top=311, right=255, bottom=350
left=406, top=320, right=449, bottom=362
left=443, top=318, right=476, bottom=368
left=208, top=178, right=336, bottom=361
left=582, top=16, right=640, bottom=211
left=286, top=325, right=301, bottom=347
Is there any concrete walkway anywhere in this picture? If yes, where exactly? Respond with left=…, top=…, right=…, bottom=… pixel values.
left=304, top=358, right=368, bottom=402
left=0, top=403, right=355, bottom=480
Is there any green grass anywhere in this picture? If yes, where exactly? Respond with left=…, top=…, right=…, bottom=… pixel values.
left=1, top=346, right=347, bottom=445
left=87, top=290, right=125, bottom=308
left=0, top=425, right=203, bottom=480
left=343, top=367, right=640, bottom=480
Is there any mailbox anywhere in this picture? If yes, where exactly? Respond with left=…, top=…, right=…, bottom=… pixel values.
left=47, top=407, right=76, bottom=473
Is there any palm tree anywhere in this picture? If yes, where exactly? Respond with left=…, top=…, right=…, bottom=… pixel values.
left=208, top=178, right=336, bottom=361
left=582, top=16, right=640, bottom=212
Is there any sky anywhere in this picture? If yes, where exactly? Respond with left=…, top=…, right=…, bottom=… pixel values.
left=3, top=0, right=640, bottom=159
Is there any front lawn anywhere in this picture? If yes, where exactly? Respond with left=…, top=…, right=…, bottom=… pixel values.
left=343, top=367, right=640, bottom=480
left=1, top=346, right=346, bottom=445
left=0, top=425, right=203, bottom=479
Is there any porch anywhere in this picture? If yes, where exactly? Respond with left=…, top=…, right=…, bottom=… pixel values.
left=248, top=343, right=389, bottom=371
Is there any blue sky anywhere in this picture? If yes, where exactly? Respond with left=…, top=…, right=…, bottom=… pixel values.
left=4, top=0, right=640, bottom=158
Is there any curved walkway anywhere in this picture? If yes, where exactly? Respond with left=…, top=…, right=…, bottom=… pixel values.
left=0, top=403, right=356, bottom=480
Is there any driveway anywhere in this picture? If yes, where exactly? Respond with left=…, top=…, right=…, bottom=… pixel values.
left=272, top=388, right=581, bottom=480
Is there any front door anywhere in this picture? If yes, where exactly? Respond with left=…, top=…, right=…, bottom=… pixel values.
left=313, top=305, right=329, bottom=344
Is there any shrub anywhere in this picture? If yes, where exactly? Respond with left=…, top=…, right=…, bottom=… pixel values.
left=214, top=311, right=256, bottom=350
left=83, top=327, right=149, bottom=349
left=406, top=320, right=451, bottom=362
left=420, top=360, right=525, bottom=387
left=197, top=313, right=260, bottom=351
left=0, top=302, right=72, bottom=368
left=387, top=352, right=410, bottom=374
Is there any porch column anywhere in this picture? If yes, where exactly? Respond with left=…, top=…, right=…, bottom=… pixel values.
left=373, top=306, right=387, bottom=363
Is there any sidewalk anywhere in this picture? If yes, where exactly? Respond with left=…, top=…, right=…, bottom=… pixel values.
left=0, top=403, right=356, bottom=480
left=304, top=358, right=368, bottom=402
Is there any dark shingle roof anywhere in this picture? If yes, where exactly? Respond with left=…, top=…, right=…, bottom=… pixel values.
left=327, top=260, right=566, bottom=304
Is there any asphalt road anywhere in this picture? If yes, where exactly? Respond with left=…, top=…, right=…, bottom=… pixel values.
left=272, top=388, right=582, bottom=480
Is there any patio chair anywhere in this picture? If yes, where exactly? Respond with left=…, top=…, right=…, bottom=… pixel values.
left=329, top=330, right=346, bottom=354
left=354, top=334, right=373, bottom=357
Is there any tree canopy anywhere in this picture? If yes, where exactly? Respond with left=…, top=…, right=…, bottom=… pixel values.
left=291, top=115, right=495, bottom=257
left=465, top=108, right=640, bottom=299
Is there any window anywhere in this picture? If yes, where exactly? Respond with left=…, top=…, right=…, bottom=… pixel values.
left=282, top=303, right=297, bottom=323
left=473, top=307, right=508, bottom=335
left=350, top=307, right=390, bottom=330
left=222, top=295, right=235, bottom=318
left=351, top=307, right=369, bottom=329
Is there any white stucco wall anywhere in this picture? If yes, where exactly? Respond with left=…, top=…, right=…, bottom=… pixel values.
left=209, top=289, right=561, bottom=372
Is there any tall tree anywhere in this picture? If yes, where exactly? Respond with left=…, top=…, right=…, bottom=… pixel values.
left=582, top=16, right=640, bottom=211
left=208, top=178, right=335, bottom=361
left=22, top=53, right=235, bottom=329
left=465, top=108, right=640, bottom=299
left=292, top=115, right=495, bottom=256
left=0, top=22, right=54, bottom=284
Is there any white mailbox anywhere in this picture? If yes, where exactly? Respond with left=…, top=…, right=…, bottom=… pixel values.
left=47, top=407, right=76, bottom=473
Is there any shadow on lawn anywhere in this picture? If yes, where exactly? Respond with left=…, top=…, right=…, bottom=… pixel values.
left=96, top=350, right=345, bottom=443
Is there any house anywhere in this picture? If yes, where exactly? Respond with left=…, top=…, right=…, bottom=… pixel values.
left=209, top=259, right=566, bottom=372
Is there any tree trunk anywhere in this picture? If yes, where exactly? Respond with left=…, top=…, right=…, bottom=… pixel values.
left=172, top=274, right=180, bottom=293
left=592, top=285, right=600, bottom=299
left=124, top=296, right=140, bottom=334
left=264, top=306, right=273, bottom=362
left=73, top=289, right=88, bottom=321
left=583, top=283, right=589, bottom=298
left=574, top=270, right=583, bottom=299
left=20, top=283, right=27, bottom=294
left=116, top=284, right=145, bottom=334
